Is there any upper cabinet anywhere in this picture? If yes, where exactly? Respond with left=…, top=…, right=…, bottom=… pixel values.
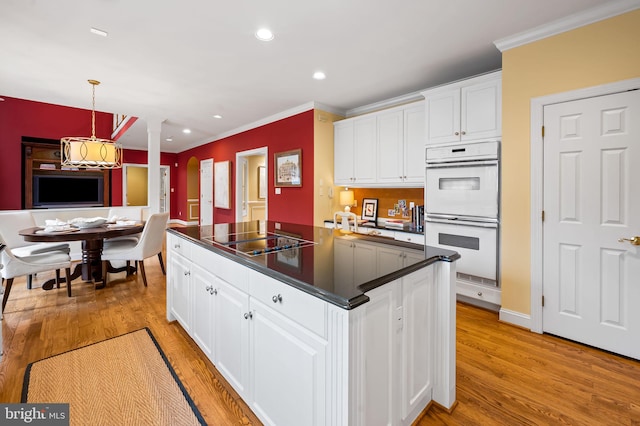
left=422, top=71, right=501, bottom=145
left=334, top=101, right=425, bottom=187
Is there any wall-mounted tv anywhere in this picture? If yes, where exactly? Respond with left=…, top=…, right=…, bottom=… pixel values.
left=33, top=174, right=104, bottom=208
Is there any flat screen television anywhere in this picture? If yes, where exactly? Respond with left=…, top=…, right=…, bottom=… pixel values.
left=33, top=174, right=104, bottom=208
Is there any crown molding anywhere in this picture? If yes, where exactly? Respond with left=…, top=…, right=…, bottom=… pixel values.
left=178, top=101, right=346, bottom=152
left=345, top=91, right=424, bottom=118
left=494, top=0, right=640, bottom=52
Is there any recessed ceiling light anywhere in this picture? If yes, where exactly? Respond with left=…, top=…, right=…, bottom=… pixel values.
left=255, top=28, right=274, bottom=41
left=313, top=71, right=326, bottom=80
left=183, top=129, right=191, bottom=134
left=90, top=27, right=108, bottom=37
left=166, top=137, right=173, bottom=142
left=213, top=114, right=223, bottom=119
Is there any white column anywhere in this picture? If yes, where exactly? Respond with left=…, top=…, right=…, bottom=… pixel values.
left=147, top=118, right=162, bottom=214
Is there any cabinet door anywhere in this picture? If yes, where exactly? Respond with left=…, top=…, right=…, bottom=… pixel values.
left=376, top=110, right=404, bottom=184
left=401, top=269, right=434, bottom=422
left=403, top=104, right=426, bottom=183
left=334, top=121, right=355, bottom=185
left=192, top=264, right=216, bottom=361
left=168, top=254, right=191, bottom=332
left=215, top=277, right=250, bottom=399
left=249, top=300, right=327, bottom=426
left=334, top=238, right=355, bottom=288
left=425, top=88, right=460, bottom=144
left=376, top=245, right=404, bottom=277
left=354, top=241, right=378, bottom=285
left=353, top=117, right=377, bottom=184
left=460, top=77, right=501, bottom=141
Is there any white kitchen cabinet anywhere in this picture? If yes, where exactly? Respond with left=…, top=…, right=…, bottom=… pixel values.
left=249, top=298, right=327, bottom=426
left=167, top=250, right=192, bottom=333
left=376, top=104, right=426, bottom=185
left=215, top=277, right=250, bottom=399
left=422, top=71, right=501, bottom=145
left=191, top=264, right=217, bottom=360
left=334, top=237, right=378, bottom=287
left=334, top=116, right=377, bottom=186
left=376, top=109, right=404, bottom=185
left=335, top=101, right=424, bottom=187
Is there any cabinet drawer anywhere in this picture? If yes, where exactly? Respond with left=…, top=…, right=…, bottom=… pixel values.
left=249, top=270, right=327, bottom=338
left=193, top=246, right=249, bottom=293
left=168, top=234, right=192, bottom=258
left=395, top=232, right=424, bottom=245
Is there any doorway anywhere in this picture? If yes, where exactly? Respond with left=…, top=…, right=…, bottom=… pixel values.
left=530, top=78, right=640, bottom=359
left=122, top=163, right=170, bottom=213
left=235, top=148, right=267, bottom=223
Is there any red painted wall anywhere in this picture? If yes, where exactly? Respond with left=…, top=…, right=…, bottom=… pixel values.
left=177, top=110, right=315, bottom=226
left=0, top=96, right=113, bottom=210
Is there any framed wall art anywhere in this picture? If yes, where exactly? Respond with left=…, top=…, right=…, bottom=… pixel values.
left=361, top=198, right=378, bottom=222
left=214, top=160, right=230, bottom=209
left=274, top=149, right=301, bottom=187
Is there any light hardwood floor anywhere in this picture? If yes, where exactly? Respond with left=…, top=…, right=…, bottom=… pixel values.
left=2, top=252, right=639, bottom=425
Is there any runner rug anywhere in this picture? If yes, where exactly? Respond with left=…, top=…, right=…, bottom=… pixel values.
left=22, top=328, right=206, bottom=425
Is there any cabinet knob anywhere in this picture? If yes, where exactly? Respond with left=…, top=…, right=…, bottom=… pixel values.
left=244, top=312, right=253, bottom=320
left=206, top=285, right=212, bottom=291
left=454, top=131, right=459, bottom=136
left=184, top=271, right=190, bottom=276
left=272, top=294, right=283, bottom=303
left=211, top=288, right=218, bottom=295
left=477, top=291, right=483, bottom=297
left=461, top=131, right=466, bottom=135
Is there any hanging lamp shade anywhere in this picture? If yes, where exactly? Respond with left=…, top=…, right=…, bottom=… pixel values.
left=61, top=80, right=123, bottom=169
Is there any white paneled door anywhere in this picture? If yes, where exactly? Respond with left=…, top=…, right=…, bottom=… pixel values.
left=543, top=90, right=640, bottom=359
left=200, top=159, right=213, bottom=226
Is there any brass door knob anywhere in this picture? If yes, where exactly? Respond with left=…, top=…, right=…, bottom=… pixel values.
left=618, top=236, right=640, bottom=245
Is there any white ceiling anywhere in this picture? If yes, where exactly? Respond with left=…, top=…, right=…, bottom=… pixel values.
left=0, top=0, right=615, bottom=153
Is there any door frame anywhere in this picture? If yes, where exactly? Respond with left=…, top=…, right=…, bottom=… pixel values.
left=235, top=147, right=268, bottom=223
left=529, top=77, right=640, bottom=333
left=122, top=163, right=170, bottom=212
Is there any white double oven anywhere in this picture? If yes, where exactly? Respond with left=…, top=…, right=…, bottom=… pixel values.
left=425, top=140, right=500, bottom=302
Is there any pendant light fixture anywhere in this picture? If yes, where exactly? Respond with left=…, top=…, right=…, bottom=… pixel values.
left=61, top=79, right=122, bottom=169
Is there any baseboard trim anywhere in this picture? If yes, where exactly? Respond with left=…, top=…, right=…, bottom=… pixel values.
left=499, top=308, right=532, bottom=330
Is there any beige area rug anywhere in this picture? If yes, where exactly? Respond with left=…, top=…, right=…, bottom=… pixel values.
left=22, top=328, right=206, bottom=426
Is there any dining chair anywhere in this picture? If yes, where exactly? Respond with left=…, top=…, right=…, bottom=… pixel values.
left=1, top=245, right=72, bottom=312
left=101, top=212, right=169, bottom=287
left=104, top=207, right=144, bottom=245
left=0, top=211, right=70, bottom=289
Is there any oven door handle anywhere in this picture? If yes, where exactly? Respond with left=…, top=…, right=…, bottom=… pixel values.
left=425, top=159, right=498, bottom=168
left=426, top=215, right=498, bottom=228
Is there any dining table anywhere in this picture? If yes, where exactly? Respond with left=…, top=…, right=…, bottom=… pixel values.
left=19, top=223, right=144, bottom=290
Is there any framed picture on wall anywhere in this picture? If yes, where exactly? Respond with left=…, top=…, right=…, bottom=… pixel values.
left=274, top=149, right=301, bottom=187
left=362, top=198, right=378, bottom=222
left=214, top=160, right=231, bottom=209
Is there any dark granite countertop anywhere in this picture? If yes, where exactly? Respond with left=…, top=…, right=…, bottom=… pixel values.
left=168, top=221, right=458, bottom=310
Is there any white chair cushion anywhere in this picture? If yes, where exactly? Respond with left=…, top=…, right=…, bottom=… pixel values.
left=12, top=243, right=70, bottom=257
left=1, top=250, right=71, bottom=279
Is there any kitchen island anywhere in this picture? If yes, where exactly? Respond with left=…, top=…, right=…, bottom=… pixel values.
left=166, top=221, right=458, bottom=426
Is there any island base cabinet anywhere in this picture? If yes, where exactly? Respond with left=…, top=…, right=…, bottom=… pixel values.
left=249, top=299, right=327, bottom=426
left=347, top=266, right=436, bottom=426
left=166, top=232, right=456, bottom=426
